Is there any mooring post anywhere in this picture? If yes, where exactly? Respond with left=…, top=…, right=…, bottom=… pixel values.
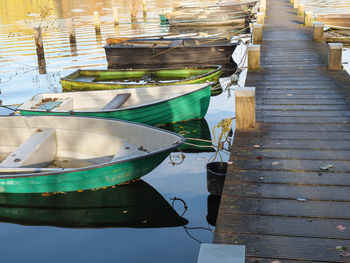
left=93, top=11, right=101, bottom=34
left=304, top=11, right=313, bottom=26
left=247, top=44, right=260, bottom=71
left=67, top=18, right=76, bottom=44
left=297, top=3, right=305, bottom=16
left=257, top=12, right=265, bottom=26
left=290, top=0, right=294, bottom=5
left=253, top=24, right=263, bottom=44
left=142, top=0, right=147, bottom=16
left=235, top=87, right=256, bottom=130
left=33, top=27, right=46, bottom=74
left=259, top=0, right=266, bottom=14
left=112, top=7, right=119, bottom=26
left=328, top=43, right=343, bottom=70
left=313, top=22, right=324, bottom=42
left=293, top=0, right=299, bottom=9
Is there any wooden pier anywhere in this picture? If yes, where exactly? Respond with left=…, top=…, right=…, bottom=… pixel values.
left=213, top=0, right=350, bottom=262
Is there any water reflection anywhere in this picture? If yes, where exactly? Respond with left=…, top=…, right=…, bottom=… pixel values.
left=0, top=180, right=188, bottom=229
left=157, top=118, right=215, bottom=153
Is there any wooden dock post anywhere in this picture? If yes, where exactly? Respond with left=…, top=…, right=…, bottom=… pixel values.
left=328, top=43, right=343, bottom=70
left=112, top=7, right=119, bottom=26
left=259, top=0, right=266, bottom=14
left=93, top=11, right=101, bottom=34
left=67, top=18, right=76, bottom=44
left=304, top=11, right=313, bottom=26
left=313, top=22, right=324, bottom=42
left=257, top=12, right=265, bottom=26
left=297, top=3, right=305, bottom=16
left=235, top=87, right=256, bottom=130
left=247, top=44, right=260, bottom=71
left=290, top=0, right=294, bottom=5
left=253, top=24, right=263, bottom=44
left=142, top=0, right=147, bottom=16
left=293, top=0, right=299, bottom=9
left=33, top=27, right=46, bottom=74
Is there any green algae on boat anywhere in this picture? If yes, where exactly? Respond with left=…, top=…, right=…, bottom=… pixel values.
left=60, top=66, right=222, bottom=92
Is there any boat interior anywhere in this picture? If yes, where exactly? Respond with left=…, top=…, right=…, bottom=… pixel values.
left=19, top=83, right=207, bottom=113
left=0, top=116, right=181, bottom=172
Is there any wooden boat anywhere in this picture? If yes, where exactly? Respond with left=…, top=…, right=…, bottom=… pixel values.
left=0, top=180, right=188, bottom=228
left=316, top=14, right=350, bottom=28
left=104, top=37, right=238, bottom=77
left=18, top=83, right=212, bottom=125
left=0, top=115, right=183, bottom=193
left=157, top=118, right=215, bottom=153
left=60, top=66, right=222, bottom=92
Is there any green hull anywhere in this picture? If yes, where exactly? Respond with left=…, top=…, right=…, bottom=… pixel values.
left=20, top=84, right=212, bottom=125
left=0, top=180, right=188, bottom=228
left=61, top=66, right=222, bottom=92
left=0, top=151, right=170, bottom=194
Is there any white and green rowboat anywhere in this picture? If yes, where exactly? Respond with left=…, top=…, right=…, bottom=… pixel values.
left=18, top=83, right=212, bottom=125
left=0, top=115, right=183, bottom=193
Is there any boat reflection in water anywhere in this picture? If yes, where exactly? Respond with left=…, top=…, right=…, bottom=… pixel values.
left=0, top=180, right=188, bottom=228
left=157, top=118, right=215, bottom=153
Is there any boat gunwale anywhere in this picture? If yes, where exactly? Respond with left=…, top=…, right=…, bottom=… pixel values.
left=0, top=115, right=184, bottom=179
left=18, top=82, right=214, bottom=114
left=60, top=65, right=222, bottom=87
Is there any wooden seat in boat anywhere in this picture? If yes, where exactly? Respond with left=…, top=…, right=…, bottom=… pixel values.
left=102, top=93, right=131, bottom=110
left=0, top=128, right=56, bottom=168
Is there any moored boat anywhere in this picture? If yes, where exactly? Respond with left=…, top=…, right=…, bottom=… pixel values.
left=18, top=83, right=213, bottom=125
left=0, top=180, right=188, bottom=228
left=0, top=115, right=183, bottom=193
left=315, top=14, right=350, bottom=28
left=60, top=66, right=222, bottom=92
left=104, top=37, right=238, bottom=77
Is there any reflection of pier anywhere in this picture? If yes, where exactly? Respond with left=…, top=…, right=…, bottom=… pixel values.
left=0, top=180, right=188, bottom=228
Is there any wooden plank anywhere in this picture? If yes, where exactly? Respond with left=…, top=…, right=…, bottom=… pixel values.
left=0, top=129, right=56, bottom=168
left=230, top=149, right=350, bottom=161
left=231, top=159, right=350, bottom=172
left=256, top=116, right=350, bottom=124
left=214, top=233, right=350, bottom=262
left=261, top=110, right=350, bottom=117
left=222, top=170, right=350, bottom=186
left=216, top=214, right=350, bottom=239
left=218, top=196, right=350, bottom=219
left=102, top=93, right=131, bottom=110
left=223, top=183, right=350, bottom=201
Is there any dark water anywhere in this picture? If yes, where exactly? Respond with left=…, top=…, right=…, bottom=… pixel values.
left=0, top=0, right=349, bottom=262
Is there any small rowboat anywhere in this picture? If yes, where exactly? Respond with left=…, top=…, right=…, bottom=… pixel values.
left=0, top=180, right=188, bottom=228
left=104, top=37, right=238, bottom=77
left=60, top=66, right=222, bottom=92
left=18, top=83, right=212, bottom=125
left=0, top=116, right=183, bottom=193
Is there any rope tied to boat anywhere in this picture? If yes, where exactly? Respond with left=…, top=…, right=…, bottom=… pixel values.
left=209, top=117, right=233, bottom=162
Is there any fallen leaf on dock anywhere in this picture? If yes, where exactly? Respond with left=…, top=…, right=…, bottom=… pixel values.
left=319, top=164, right=334, bottom=171
left=335, top=245, right=348, bottom=252
left=271, top=261, right=281, bottom=263
left=253, top=145, right=260, bottom=148
left=337, top=225, right=346, bottom=232
left=272, top=161, right=281, bottom=166
left=296, top=196, right=307, bottom=202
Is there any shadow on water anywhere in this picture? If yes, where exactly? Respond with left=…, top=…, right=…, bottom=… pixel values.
left=0, top=180, right=188, bottom=229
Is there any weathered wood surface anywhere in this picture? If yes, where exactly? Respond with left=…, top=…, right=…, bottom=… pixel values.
left=214, top=0, right=350, bottom=262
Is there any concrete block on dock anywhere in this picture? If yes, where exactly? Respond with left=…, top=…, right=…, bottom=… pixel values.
left=247, top=44, right=260, bottom=71
left=197, top=243, right=245, bottom=263
left=304, top=11, right=313, bottom=26
left=235, top=87, right=256, bottom=130
left=253, top=24, right=263, bottom=44
left=313, top=22, right=324, bottom=42
left=328, top=43, right=343, bottom=70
